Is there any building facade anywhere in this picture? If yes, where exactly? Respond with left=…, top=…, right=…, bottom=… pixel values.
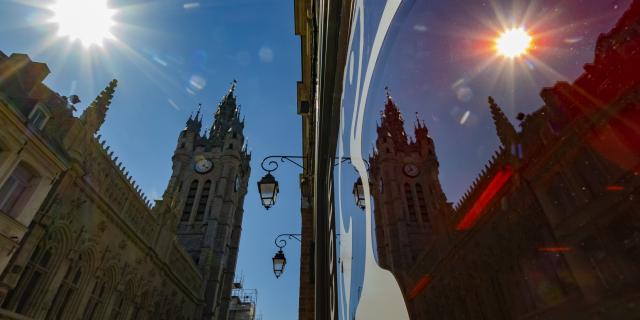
left=0, top=52, right=250, bottom=320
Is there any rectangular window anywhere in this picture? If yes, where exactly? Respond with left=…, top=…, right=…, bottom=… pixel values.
left=29, top=104, right=49, bottom=130
left=0, top=164, right=35, bottom=217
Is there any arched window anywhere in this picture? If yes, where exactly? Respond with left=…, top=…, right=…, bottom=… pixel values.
left=109, top=288, right=127, bottom=320
left=404, top=183, right=416, bottom=221
left=181, top=180, right=199, bottom=221
left=82, top=277, right=109, bottom=320
left=3, top=243, right=54, bottom=314
left=137, top=291, right=151, bottom=320
left=47, top=262, right=84, bottom=319
left=195, top=180, right=211, bottom=222
left=130, top=296, right=142, bottom=320
left=415, top=184, right=430, bottom=224
left=0, top=162, right=39, bottom=218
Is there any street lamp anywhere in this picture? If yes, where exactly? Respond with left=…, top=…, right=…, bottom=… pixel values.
left=257, top=155, right=357, bottom=210
left=353, top=177, right=365, bottom=210
left=257, top=172, right=279, bottom=209
left=272, top=249, right=286, bottom=278
left=272, top=233, right=301, bottom=278
left=257, top=156, right=306, bottom=210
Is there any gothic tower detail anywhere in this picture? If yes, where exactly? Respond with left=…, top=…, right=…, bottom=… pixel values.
left=369, top=89, right=451, bottom=289
left=80, top=79, right=117, bottom=135
left=163, top=81, right=251, bottom=320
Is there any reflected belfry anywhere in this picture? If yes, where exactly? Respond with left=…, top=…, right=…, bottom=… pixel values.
left=369, top=89, right=452, bottom=285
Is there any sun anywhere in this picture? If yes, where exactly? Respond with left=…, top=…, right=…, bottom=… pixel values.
left=495, top=27, right=532, bottom=58
left=49, top=0, right=116, bottom=47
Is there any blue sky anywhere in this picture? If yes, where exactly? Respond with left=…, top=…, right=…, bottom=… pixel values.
left=1, top=0, right=302, bottom=318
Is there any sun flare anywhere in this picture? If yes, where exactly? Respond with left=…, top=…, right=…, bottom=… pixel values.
left=49, top=0, right=116, bottom=47
left=496, top=27, right=532, bottom=58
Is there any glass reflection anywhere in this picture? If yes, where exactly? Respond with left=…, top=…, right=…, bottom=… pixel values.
left=334, top=0, right=640, bottom=319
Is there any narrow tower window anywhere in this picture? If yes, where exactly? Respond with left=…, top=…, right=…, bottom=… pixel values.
left=83, top=278, right=108, bottom=320
left=416, top=184, right=430, bottom=224
left=195, top=180, right=211, bottom=221
left=5, top=243, right=54, bottom=313
left=47, top=264, right=83, bottom=319
left=404, top=183, right=417, bottom=221
left=109, top=289, right=127, bottom=320
left=181, top=180, right=199, bottom=221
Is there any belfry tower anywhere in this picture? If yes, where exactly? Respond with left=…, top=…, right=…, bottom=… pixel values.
left=369, top=89, right=451, bottom=290
left=162, top=81, right=251, bottom=320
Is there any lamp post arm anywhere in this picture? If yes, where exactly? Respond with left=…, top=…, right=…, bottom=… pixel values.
left=260, top=156, right=306, bottom=173
left=274, top=233, right=302, bottom=249
left=260, top=155, right=363, bottom=174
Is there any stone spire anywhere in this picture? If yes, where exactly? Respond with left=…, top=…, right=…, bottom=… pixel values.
left=209, top=80, right=241, bottom=145
left=185, top=103, right=203, bottom=133
left=488, top=96, right=517, bottom=148
left=414, top=112, right=429, bottom=141
left=80, top=79, right=117, bottom=135
left=377, top=86, right=408, bottom=147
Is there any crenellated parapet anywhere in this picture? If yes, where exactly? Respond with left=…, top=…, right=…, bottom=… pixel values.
left=88, top=134, right=159, bottom=242
left=453, top=147, right=509, bottom=216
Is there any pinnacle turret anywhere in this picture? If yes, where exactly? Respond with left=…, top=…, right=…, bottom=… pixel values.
left=80, top=79, right=117, bottom=135
left=377, top=86, right=408, bottom=147
left=209, top=80, right=242, bottom=146
left=487, top=96, right=517, bottom=148
left=414, top=112, right=429, bottom=140
left=185, top=103, right=203, bottom=133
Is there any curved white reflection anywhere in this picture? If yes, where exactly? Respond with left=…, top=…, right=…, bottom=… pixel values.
left=337, top=0, right=409, bottom=319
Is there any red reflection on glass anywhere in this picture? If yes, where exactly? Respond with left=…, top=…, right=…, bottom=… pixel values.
left=538, top=247, right=571, bottom=252
left=408, top=275, right=432, bottom=300
left=456, top=167, right=513, bottom=231
left=606, top=185, right=624, bottom=191
left=542, top=9, right=640, bottom=171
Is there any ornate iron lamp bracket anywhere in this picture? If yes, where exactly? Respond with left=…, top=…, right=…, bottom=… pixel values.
left=260, top=155, right=355, bottom=174
left=260, top=156, right=306, bottom=173
left=274, top=233, right=302, bottom=249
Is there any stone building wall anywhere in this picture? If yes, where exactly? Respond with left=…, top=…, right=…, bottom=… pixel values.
left=0, top=52, right=207, bottom=319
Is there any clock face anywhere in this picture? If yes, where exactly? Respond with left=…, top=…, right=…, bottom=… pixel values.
left=403, top=163, right=420, bottom=177
left=194, top=158, right=213, bottom=174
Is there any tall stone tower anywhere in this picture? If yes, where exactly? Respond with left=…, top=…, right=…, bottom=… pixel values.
left=369, top=89, right=451, bottom=289
left=162, top=81, right=251, bottom=320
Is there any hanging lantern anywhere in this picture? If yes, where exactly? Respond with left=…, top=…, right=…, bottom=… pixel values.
left=257, top=172, right=279, bottom=209
left=352, top=177, right=365, bottom=210
left=272, top=249, right=287, bottom=278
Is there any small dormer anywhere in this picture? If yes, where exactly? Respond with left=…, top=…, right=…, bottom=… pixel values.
left=27, top=102, right=50, bottom=130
